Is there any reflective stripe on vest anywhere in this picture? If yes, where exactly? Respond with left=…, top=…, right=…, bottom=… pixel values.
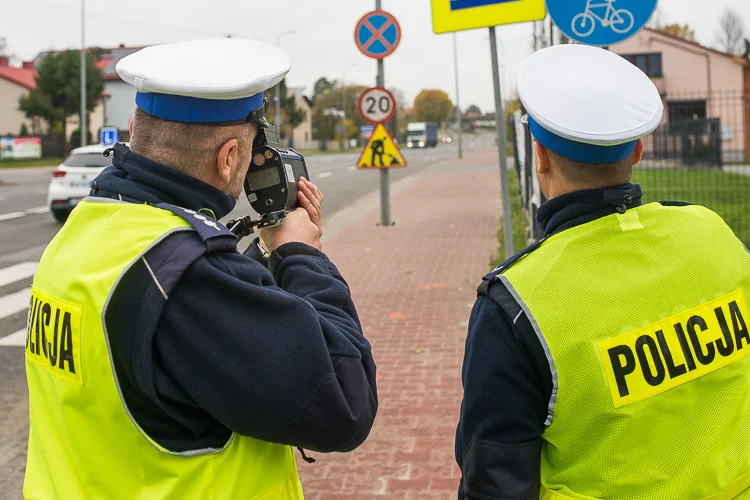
left=24, top=199, right=303, bottom=500
left=501, top=203, right=750, bottom=500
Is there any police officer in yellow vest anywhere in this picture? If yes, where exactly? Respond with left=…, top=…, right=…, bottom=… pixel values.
left=456, top=44, right=750, bottom=499
left=24, top=39, right=378, bottom=499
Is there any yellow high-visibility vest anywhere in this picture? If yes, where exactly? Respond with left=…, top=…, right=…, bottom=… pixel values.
left=24, top=199, right=303, bottom=500
left=499, top=203, right=750, bottom=499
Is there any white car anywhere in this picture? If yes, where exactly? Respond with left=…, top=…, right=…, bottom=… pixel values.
left=47, top=143, right=122, bottom=222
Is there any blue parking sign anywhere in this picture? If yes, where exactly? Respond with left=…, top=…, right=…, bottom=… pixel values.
left=450, top=0, right=518, bottom=11
left=548, top=0, right=657, bottom=46
left=99, top=127, right=119, bottom=146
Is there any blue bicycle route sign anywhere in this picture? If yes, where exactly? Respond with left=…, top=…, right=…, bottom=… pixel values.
left=450, top=0, right=518, bottom=11
left=547, top=0, right=657, bottom=46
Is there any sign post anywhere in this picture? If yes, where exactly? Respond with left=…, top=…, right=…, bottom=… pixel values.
left=430, top=0, right=546, bottom=258
left=355, top=4, right=402, bottom=227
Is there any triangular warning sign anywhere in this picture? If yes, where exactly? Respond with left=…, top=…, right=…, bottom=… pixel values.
left=357, top=124, right=407, bottom=169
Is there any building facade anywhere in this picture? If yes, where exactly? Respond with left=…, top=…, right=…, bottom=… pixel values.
left=611, top=28, right=749, bottom=163
left=0, top=57, right=35, bottom=136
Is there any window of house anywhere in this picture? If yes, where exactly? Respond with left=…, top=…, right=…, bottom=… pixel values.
left=621, top=53, right=663, bottom=78
left=305, top=132, right=309, bottom=142
left=668, top=100, right=707, bottom=121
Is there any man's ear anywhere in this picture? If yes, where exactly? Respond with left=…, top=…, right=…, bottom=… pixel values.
left=631, top=138, right=645, bottom=166
left=534, top=141, right=551, bottom=176
left=128, top=115, right=134, bottom=137
left=216, top=138, right=239, bottom=186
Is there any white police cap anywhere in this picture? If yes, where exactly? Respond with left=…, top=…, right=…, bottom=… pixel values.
left=517, top=44, right=663, bottom=164
left=116, top=38, right=291, bottom=126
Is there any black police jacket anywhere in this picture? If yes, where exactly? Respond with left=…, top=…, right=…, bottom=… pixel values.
left=91, top=144, right=377, bottom=454
left=455, top=184, right=644, bottom=500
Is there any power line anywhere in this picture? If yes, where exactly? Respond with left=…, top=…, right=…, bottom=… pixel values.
left=20, top=0, right=221, bottom=37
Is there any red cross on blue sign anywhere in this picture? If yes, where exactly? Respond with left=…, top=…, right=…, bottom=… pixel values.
left=355, top=10, right=401, bottom=60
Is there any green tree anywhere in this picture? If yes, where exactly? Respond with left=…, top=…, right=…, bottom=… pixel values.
left=312, top=77, right=335, bottom=104
left=412, top=90, right=454, bottom=127
left=265, top=79, right=306, bottom=140
left=19, top=123, right=29, bottom=136
left=312, top=84, right=368, bottom=141
left=18, top=49, right=105, bottom=140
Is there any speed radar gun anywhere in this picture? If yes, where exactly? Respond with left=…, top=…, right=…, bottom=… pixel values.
left=227, top=126, right=310, bottom=240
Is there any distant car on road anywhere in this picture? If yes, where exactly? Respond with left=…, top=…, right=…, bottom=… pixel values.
left=47, top=143, right=121, bottom=223
left=440, top=136, right=453, bottom=144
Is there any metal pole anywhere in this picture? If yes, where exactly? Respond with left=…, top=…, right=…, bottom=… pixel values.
left=80, top=0, right=87, bottom=147
left=489, top=26, right=514, bottom=258
left=549, top=15, right=554, bottom=46
left=453, top=32, right=463, bottom=159
left=376, top=0, right=390, bottom=226
left=274, top=30, right=296, bottom=138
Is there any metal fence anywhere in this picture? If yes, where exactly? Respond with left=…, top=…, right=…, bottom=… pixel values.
left=511, top=88, right=750, bottom=245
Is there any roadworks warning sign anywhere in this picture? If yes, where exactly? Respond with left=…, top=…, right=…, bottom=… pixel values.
left=356, top=124, right=407, bottom=169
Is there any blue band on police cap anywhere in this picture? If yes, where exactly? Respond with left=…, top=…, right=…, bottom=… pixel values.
left=135, top=91, right=265, bottom=124
left=528, top=115, right=638, bottom=164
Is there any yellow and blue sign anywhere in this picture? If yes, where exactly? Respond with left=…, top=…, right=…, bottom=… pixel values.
left=431, top=0, right=545, bottom=34
left=548, top=0, right=657, bottom=46
left=355, top=10, right=401, bottom=60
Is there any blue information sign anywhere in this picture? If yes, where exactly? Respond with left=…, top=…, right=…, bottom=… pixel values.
left=450, top=0, right=518, bottom=11
left=548, top=0, right=657, bottom=46
left=355, top=10, right=401, bottom=60
left=99, top=127, right=119, bottom=145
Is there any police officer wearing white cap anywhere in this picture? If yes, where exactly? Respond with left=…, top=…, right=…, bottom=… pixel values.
left=456, top=44, right=750, bottom=499
left=25, top=39, right=377, bottom=499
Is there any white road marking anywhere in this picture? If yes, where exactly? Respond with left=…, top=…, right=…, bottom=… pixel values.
left=0, top=262, right=37, bottom=288
left=0, top=212, right=25, bottom=222
left=0, top=206, right=49, bottom=222
left=348, top=166, right=358, bottom=172
left=317, top=171, right=333, bottom=179
left=0, top=329, right=26, bottom=347
left=0, top=288, right=31, bottom=320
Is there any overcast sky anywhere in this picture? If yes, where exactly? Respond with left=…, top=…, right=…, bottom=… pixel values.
left=5, top=0, right=750, bottom=111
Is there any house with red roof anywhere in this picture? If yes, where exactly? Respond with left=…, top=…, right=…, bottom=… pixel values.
left=0, top=56, right=36, bottom=136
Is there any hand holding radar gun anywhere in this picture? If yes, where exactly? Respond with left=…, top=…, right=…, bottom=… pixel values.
left=227, top=124, right=311, bottom=239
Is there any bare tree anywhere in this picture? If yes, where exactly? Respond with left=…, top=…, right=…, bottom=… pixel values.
left=716, top=7, right=746, bottom=55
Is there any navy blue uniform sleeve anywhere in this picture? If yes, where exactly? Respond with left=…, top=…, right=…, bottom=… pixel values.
left=455, top=289, right=548, bottom=499
left=154, top=243, right=377, bottom=453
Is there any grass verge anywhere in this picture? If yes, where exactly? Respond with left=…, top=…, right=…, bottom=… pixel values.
left=0, top=158, right=62, bottom=169
left=491, top=169, right=531, bottom=269
left=633, top=167, right=750, bottom=245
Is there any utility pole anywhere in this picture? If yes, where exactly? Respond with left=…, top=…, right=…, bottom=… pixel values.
left=453, top=33, right=463, bottom=159
left=80, top=0, right=87, bottom=147
left=274, top=30, right=297, bottom=139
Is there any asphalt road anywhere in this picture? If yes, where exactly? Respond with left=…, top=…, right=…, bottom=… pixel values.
left=0, top=133, right=496, bottom=497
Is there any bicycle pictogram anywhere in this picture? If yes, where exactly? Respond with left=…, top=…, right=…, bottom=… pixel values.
left=571, top=0, right=635, bottom=38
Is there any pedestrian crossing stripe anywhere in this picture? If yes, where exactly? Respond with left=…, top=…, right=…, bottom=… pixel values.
left=356, top=123, right=407, bottom=169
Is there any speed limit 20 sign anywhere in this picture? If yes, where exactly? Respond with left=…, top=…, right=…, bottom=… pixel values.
left=358, top=86, right=396, bottom=124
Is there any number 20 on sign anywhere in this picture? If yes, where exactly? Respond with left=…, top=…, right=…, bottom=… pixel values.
left=358, top=87, right=396, bottom=124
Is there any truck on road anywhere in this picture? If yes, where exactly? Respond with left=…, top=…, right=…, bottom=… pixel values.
left=406, top=122, right=438, bottom=148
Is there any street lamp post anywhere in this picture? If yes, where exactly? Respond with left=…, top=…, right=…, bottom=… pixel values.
left=274, top=30, right=297, bottom=138
left=453, top=33, right=463, bottom=159
left=80, top=0, right=87, bottom=147
left=342, top=62, right=356, bottom=150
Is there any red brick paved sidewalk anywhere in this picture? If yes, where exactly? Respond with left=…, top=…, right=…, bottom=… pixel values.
left=297, top=148, right=501, bottom=499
